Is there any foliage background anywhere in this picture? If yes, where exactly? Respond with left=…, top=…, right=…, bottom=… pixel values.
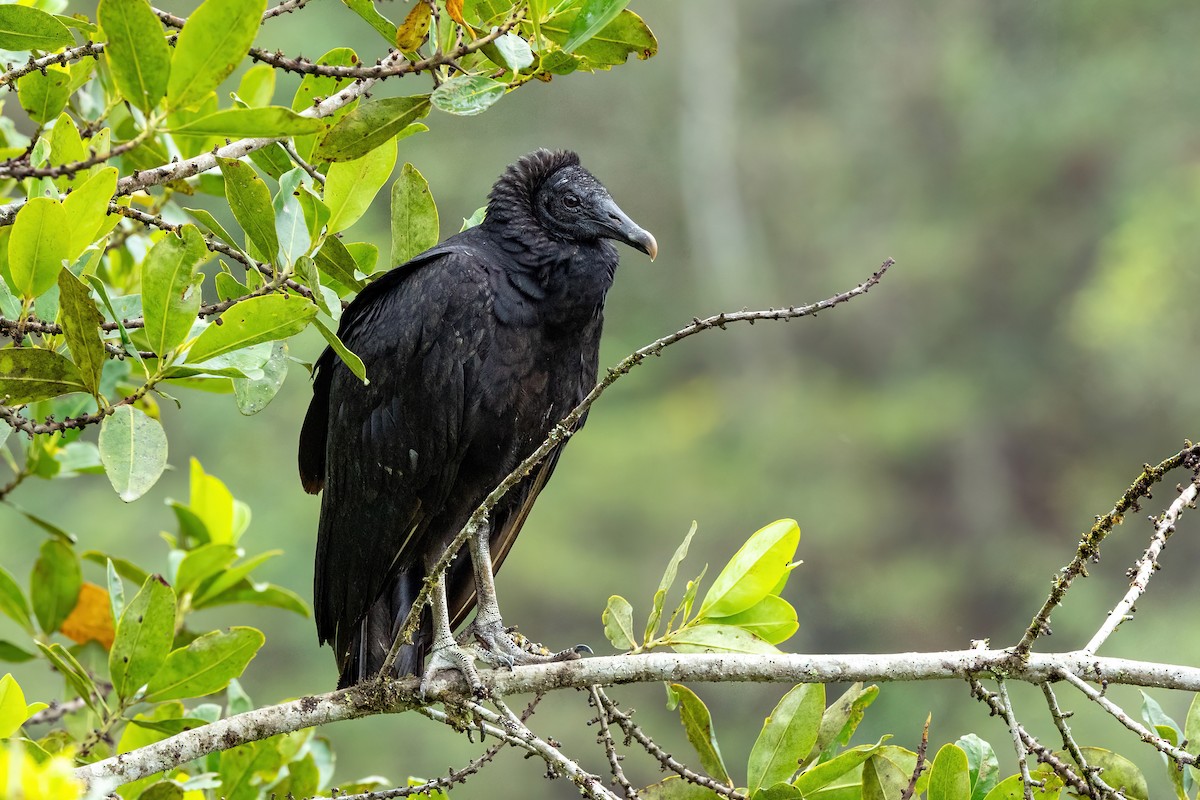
left=5, top=0, right=1200, bottom=796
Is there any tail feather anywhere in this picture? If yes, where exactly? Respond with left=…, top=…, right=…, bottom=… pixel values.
left=338, top=569, right=431, bottom=688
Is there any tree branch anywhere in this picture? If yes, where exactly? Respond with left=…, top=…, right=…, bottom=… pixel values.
left=1012, top=443, right=1200, bottom=657
left=72, top=649, right=1200, bottom=794
left=1083, top=475, right=1200, bottom=653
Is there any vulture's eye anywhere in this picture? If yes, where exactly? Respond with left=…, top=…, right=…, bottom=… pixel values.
left=562, top=194, right=581, bottom=209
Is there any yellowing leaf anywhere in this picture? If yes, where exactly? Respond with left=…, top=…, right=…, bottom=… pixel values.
left=59, top=581, right=115, bottom=650
left=395, top=1, right=432, bottom=50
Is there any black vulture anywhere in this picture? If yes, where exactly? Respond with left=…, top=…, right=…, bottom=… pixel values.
left=298, top=150, right=657, bottom=688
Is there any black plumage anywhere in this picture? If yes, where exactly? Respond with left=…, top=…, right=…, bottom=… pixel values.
left=298, top=150, right=656, bottom=687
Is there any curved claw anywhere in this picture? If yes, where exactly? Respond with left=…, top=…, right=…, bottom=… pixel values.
left=420, top=642, right=485, bottom=700
left=463, top=618, right=586, bottom=667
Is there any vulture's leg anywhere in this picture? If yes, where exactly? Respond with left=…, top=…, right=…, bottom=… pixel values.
left=421, top=571, right=483, bottom=696
left=461, top=519, right=586, bottom=667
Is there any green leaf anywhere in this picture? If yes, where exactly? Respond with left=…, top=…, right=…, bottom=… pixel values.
left=9, top=197, right=68, bottom=299
left=1185, top=692, right=1200, bottom=755
left=0, top=567, right=33, bottom=634
left=56, top=270, right=105, bottom=397
left=747, top=684, right=825, bottom=795
left=540, top=8, right=657, bottom=70
left=192, top=549, right=279, bottom=605
left=697, top=518, right=800, bottom=619
left=142, top=224, right=208, bottom=357
left=793, top=737, right=890, bottom=795
left=313, top=317, right=367, bottom=383
left=168, top=0, right=269, bottom=111
left=707, top=594, right=798, bottom=645
left=218, top=157, right=279, bottom=263
left=602, top=595, right=635, bottom=650
left=167, top=106, right=326, bottom=137
left=460, top=205, right=487, bottom=231
left=176, top=545, right=239, bottom=597
left=390, top=163, right=439, bottom=265
left=638, top=776, right=723, bottom=800
left=562, top=0, right=631, bottom=52
left=62, top=167, right=119, bottom=262
left=17, top=64, right=72, bottom=125
left=493, top=32, right=535, bottom=70
left=98, top=405, right=169, bottom=502
left=314, top=237, right=367, bottom=291
left=291, top=47, right=359, bottom=162
left=928, top=744, right=970, bottom=800
left=83, top=550, right=150, bottom=586
left=143, top=626, right=265, bottom=702
left=273, top=168, right=310, bottom=266
left=312, top=95, right=427, bottom=169
left=109, top=575, right=176, bottom=701
left=36, top=641, right=102, bottom=715
left=187, top=293, right=317, bottom=364
left=237, top=63, right=275, bottom=107
left=647, top=521, right=697, bottom=641
left=956, top=733, right=999, bottom=800
left=1069, top=748, right=1146, bottom=800
left=981, top=766, right=1064, bottom=800
left=0, top=673, right=35, bottom=738
left=106, top=558, right=125, bottom=624
left=324, top=139, right=398, bottom=233
left=30, top=539, right=81, bottom=636
left=194, top=580, right=309, bottom=616
left=98, top=0, right=171, bottom=112
left=340, top=0, right=397, bottom=44
left=862, top=750, right=911, bottom=800
left=0, top=641, right=36, bottom=663
left=668, top=684, right=731, bottom=785
left=663, top=624, right=777, bottom=654
left=813, top=683, right=879, bottom=762
left=0, top=5, right=73, bottom=51
left=430, top=76, right=507, bottom=116
left=233, top=340, right=289, bottom=415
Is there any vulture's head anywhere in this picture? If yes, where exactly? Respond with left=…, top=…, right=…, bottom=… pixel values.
left=486, top=149, right=658, bottom=260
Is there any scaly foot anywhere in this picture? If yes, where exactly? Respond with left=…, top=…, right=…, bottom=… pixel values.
left=459, top=617, right=589, bottom=670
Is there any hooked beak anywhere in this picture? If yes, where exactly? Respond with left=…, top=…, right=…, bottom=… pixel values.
left=597, top=196, right=658, bottom=261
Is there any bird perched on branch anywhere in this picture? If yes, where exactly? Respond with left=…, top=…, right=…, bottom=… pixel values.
left=299, top=150, right=657, bottom=689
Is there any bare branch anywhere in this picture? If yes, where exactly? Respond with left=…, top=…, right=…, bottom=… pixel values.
left=72, top=649, right=1200, bottom=794
left=0, top=43, right=105, bottom=88
left=994, top=678, right=1036, bottom=800
left=590, top=686, right=640, bottom=799
left=1056, top=669, right=1197, bottom=766
left=596, top=687, right=745, bottom=800
left=1083, top=475, right=1200, bottom=653
left=1013, top=443, right=1200, bottom=657
left=382, top=258, right=896, bottom=673
left=1041, top=682, right=1118, bottom=800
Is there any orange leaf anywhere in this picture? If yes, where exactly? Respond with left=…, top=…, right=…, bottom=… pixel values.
left=446, top=0, right=466, bottom=27
left=395, top=2, right=432, bottom=51
left=60, top=582, right=115, bottom=650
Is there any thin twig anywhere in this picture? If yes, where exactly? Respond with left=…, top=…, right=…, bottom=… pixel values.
left=590, top=686, right=639, bottom=799
left=1013, top=443, right=1200, bottom=658
left=1083, top=476, right=1200, bottom=653
left=381, top=258, right=895, bottom=674
left=262, top=0, right=311, bottom=20
left=472, top=698, right=619, bottom=800
left=898, top=714, right=930, bottom=800
left=1056, top=669, right=1197, bottom=766
left=1041, top=682, right=1117, bottom=800
left=281, top=140, right=325, bottom=185
left=995, top=678, right=1036, bottom=800
left=0, top=43, right=106, bottom=88
left=968, top=676, right=1094, bottom=797
left=596, top=687, right=747, bottom=800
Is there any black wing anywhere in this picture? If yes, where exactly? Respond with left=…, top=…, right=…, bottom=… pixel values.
left=299, top=244, right=495, bottom=671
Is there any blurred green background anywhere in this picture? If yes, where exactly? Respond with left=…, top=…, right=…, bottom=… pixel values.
left=6, top=0, right=1200, bottom=796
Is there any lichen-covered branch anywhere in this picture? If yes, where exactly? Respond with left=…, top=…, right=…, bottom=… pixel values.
left=73, top=649, right=1200, bottom=794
